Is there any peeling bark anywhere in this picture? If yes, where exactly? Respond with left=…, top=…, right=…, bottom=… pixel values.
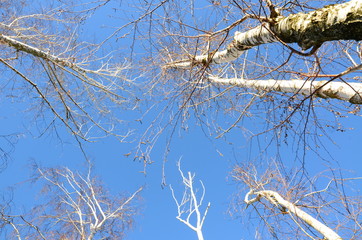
left=167, top=0, right=362, bottom=68
left=273, top=0, right=362, bottom=50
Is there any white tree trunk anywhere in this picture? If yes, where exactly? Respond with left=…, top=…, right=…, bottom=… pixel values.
left=245, top=189, right=342, bottom=240
left=209, top=75, right=362, bottom=104
left=170, top=162, right=210, bottom=240
left=167, top=0, right=362, bottom=68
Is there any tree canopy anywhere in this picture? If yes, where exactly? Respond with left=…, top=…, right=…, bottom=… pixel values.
left=0, top=0, right=361, bottom=239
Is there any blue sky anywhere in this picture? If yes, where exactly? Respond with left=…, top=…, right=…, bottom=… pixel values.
left=2, top=96, right=362, bottom=239
left=0, top=94, right=246, bottom=239
left=1, top=0, right=362, bottom=239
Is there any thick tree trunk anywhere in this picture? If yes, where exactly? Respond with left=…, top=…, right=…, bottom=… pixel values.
left=168, top=0, right=362, bottom=68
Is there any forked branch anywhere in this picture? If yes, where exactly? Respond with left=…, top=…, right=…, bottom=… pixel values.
left=166, top=0, right=362, bottom=68
left=245, top=189, right=342, bottom=240
left=170, top=162, right=210, bottom=240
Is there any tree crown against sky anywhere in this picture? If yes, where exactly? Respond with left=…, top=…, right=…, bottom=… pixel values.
left=0, top=0, right=361, bottom=239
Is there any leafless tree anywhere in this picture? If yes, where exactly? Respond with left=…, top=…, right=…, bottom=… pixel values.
left=0, top=1, right=147, bottom=238
left=0, top=0, right=135, bottom=141
left=127, top=0, right=361, bottom=166
left=133, top=0, right=362, bottom=238
left=231, top=161, right=362, bottom=239
left=1, top=0, right=362, bottom=239
left=0, top=166, right=142, bottom=240
left=170, top=161, right=210, bottom=240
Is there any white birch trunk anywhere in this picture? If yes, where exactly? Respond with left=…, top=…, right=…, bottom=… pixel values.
left=0, top=34, right=91, bottom=74
left=245, top=189, right=342, bottom=240
left=170, top=163, right=210, bottom=240
left=209, top=76, right=362, bottom=104
left=167, top=0, right=362, bottom=68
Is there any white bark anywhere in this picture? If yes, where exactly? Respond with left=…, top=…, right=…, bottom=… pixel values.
left=0, top=34, right=122, bottom=78
left=245, top=189, right=342, bottom=240
left=167, top=0, right=362, bottom=68
left=209, top=76, right=362, bottom=104
left=0, top=35, right=75, bottom=69
left=170, top=162, right=210, bottom=240
left=38, top=168, right=142, bottom=239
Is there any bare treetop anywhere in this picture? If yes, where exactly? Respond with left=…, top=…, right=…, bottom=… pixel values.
left=0, top=0, right=136, bottom=141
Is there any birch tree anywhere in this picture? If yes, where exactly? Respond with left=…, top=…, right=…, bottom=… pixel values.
left=137, top=0, right=362, bottom=238
left=244, top=189, right=343, bottom=240
left=170, top=162, right=210, bottom=240
left=1, top=0, right=361, bottom=239
left=0, top=166, right=142, bottom=240
left=135, top=0, right=362, bottom=157
left=0, top=0, right=134, bottom=142
left=157, top=0, right=362, bottom=110
left=232, top=162, right=362, bottom=239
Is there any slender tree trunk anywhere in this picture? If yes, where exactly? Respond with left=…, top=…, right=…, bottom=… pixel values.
left=245, top=189, right=343, bottom=240
left=209, top=75, right=362, bottom=104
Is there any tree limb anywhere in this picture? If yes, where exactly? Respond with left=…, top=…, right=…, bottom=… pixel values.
left=245, top=189, right=342, bottom=240
left=167, top=0, right=362, bottom=68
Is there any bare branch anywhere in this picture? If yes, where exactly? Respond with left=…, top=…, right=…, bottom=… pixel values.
left=245, top=189, right=342, bottom=240
left=166, top=0, right=362, bottom=68
left=170, top=162, right=210, bottom=240
left=12, top=166, right=144, bottom=240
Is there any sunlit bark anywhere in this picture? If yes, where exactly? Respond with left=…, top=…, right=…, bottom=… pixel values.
left=245, top=189, right=342, bottom=240
left=0, top=167, right=142, bottom=239
left=0, top=2, right=131, bottom=141
left=37, top=167, right=143, bottom=240
left=170, top=162, right=210, bottom=240
left=209, top=74, right=362, bottom=104
left=167, top=0, right=362, bottom=68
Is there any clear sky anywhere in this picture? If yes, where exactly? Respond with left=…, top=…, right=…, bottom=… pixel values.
left=2, top=98, right=362, bottom=239
left=1, top=0, right=362, bottom=239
